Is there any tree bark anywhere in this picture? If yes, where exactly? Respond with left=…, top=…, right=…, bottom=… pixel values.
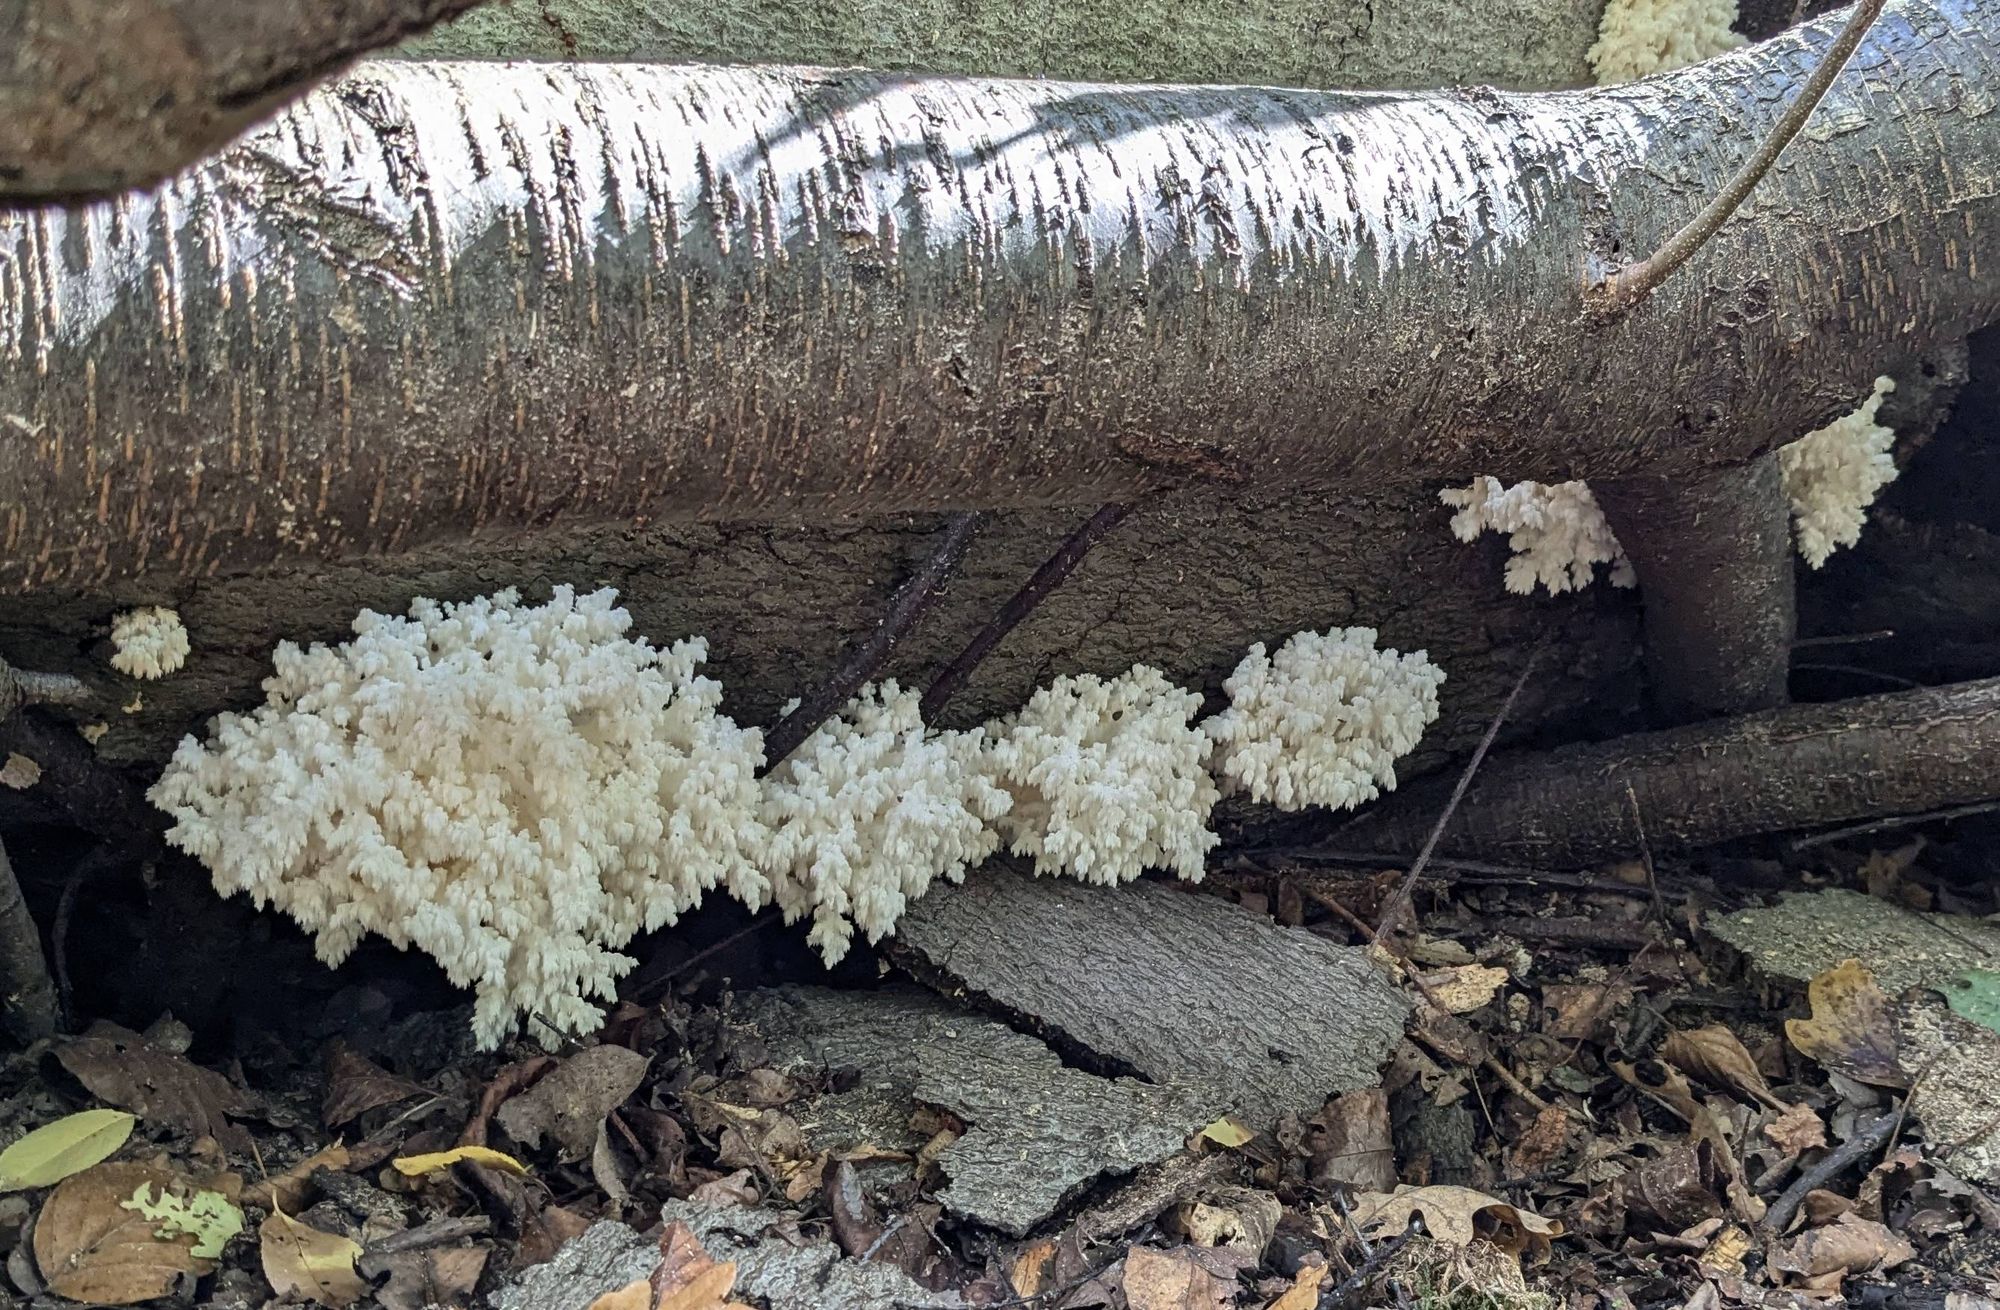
left=0, top=0, right=488, bottom=202
left=1, top=0, right=1993, bottom=596
left=1594, top=454, right=1796, bottom=719
left=1323, top=677, right=2000, bottom=866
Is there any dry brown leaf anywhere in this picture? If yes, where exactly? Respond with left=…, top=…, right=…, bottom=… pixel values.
left=652, top=1220, right=755, bottom=1310
left=260, top=1208, right=368, bottom=1308
left=1764, top=1104, right=1828, bottom=1158
left=322, top=1042, right=428, bottom=1128
left=244, top=1142, right=352, bottom=1213
left=1785, top=960, right=1911, bottom=1089
left=589, top=1281, right=655, bottom=1310
left=495, top=1045, right=650, bottom=1161
left=374, top=1245, right=489, bottom=1310
left=1121, top=1245, right=1234, bottom=1310
left=1662, top=1025, right=1786, bottom=1110
left=1770, top=1213, right=1915, bottom=1283
left=1351, top=1185, right=1560, bottom=1263
left=32, top=1161, right=216, bottom=1304
left=1541, top=982, right=1634, bottom=1041
left=1010, top=1239, right=1057, bottom=1296
left=56, top=1023, right=256, bottom=1150
left=1610, top=1058, right=1703, bottom=1121
left=1265, top=1264, right=1326, bottom=1310
left=1310, top=1089, right=1396, bottom=1192
left=1699, top=1224, right=1754, bottom=1276
left=461, top=1056, right=557, bottom=1147
left=688, top=1168, right=758, bottom=1208
left=1507, top=1105, right=1572, bottom=1177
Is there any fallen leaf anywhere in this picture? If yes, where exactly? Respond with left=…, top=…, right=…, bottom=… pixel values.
left=1420, top=963, right=1510, bottom=1014
left=1764, top=1103, right=1828, bottom=1158
left=1199, top=1117, right=1255, bottom=1148
left=373, top=1245, right=489, bottom=1310
left=688, top=1167, right=758, bottom=1207
left=56, top=1023, right=256, bottom=1150
left=391, top=1145, right=528, bottom=1178
left=1769, top=1213, right=1915, bottom=1283
left=1785, top=960, right=1911, bottom=1088
left=1699, top=1224, right=1754, bottom=1277
left=1541, top=982, right=1634, bottom=1041
left=1310, top=1089, right=1395, bottom=1192
left=495, top=1045, right=650, bottom=1161
left=33, top=1162, right=216, bottom=1304
left=1265, top=1264, right=1326, bottom=1310
left=461, top=1056, right=556, bottom=1147
left=245, top=1142, right=352, bottom=1213
left=322, top=1042, right=428, bottom=1128
left=1507, top=1105, right=1572, bottom=1178
left=1120, top=1244, right=1234, bottom=1310
left=0, top=1109, right=135, bottom=1191
left=1942, top=969, right=2000, bottom=1037
left=1611, top=1057, right=1704, bottom=1121
left=121, top=1179, right=242, bottom=1257
left=260, top=1207, right=368, bottom=1308
left=1010, top=1239, right=1057, bottom=1296
left=652, top=1220, right=756, bottom=1310
left=1575, top=1139, right=1722, bottom=1236
left=1351, top=1185, right=1560, bottom=1263
left=1663, top=1025, right=1786, bottom=1110
left=589, top=1281, right=654, bottom=1310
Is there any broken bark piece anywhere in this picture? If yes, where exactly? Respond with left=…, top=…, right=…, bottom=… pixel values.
left=490, top=1222, right=659, bottom=1310
left=735, top=986, right=1211, bottom=1236
left=658, top=1200, right=959, bottom=1310
left=1710, top=890, right=2000, bottom=996
left=893, top=867, right=1409, bottom=1125
left=1333, top=679, right=2000, bottom=867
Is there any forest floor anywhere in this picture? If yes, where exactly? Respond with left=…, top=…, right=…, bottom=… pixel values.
left=2, top=816, right=1999, bottom=1310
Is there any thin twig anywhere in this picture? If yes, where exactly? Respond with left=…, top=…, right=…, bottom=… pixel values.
left=1595, top=0, right=1887, bottom=315
left=762, top=512, right=985, bottom=771
left=1793, top=662, right=1921, bottom=690
left=1624, top=782, right=1671, bottom=931
left=920, top=502, right=1134, bottom=723
left=1793, top=629, right=1895, bottom=649
left=1301, top=886, right=1378, bottom=941
left=627, top=910, right=780, bottom=1003
left=1787, top=799, right=2000, bottom=851
left=1375, top=645, right=1542, bottom=939
left=1761, top=1111, right=1898, bottom=1235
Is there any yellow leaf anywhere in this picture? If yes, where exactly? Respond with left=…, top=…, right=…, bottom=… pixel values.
left=1785, top=959, right=1910, bottom=1089
left=390, top=1144, right=528, bottom=1177
left=588, top=1281, right=654, bottom=1310
left=1199, top=1117, right=1255, bottom=1148
left=0, top=1108, right=135, bottom=1191
left=259, top=1207, right=368, bottom=1308
left=1266, top=1264, right=1326, bottom=1310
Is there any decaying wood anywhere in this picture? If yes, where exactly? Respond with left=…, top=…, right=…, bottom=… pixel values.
left=735, top=985, right=1211, bottom=1236
left=0, top=0, right=489, bottom=201
left=1331, top=677, right=2000, bottom=866
left=893, top=865, right=1411, bottom=1124
left=1, top=2, right=1993, bottom=595
left=0, top=834, right=58, bottom=1043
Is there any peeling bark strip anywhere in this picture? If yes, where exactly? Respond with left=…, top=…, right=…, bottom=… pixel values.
left=893, top=866, right=1411, bottom=1125
left=1332, top=677, right=2000, bottom=866
left=1, top=0, right=1995, bottom=595
left=0, top=0, right=489, bottom=201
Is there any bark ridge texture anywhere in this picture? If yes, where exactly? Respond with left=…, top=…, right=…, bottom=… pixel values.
left=735, top=985, right=1211, bottom=1236
left=893, top=865, right=1412, bottom=1125
left=2, top=0, right=1995, bottom=594
left=1334, top=677, right=2000, bottom=865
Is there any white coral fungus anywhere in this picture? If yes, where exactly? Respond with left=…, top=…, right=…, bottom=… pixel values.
left=761, top=682, right=1009, bottom=964
left=1780, top=376, right=1899, bottom=569
left=148, top=587, right=771, bottom=1048
left=1204, top=628, right=1444, bottom=814
left=1589, top=0, right=1744, bottom=85
left=987, top=666, right=1219, bottom=885
left=1439, top=477, right=1636, bottom=596
left=109, top=605, right=191, bottom=680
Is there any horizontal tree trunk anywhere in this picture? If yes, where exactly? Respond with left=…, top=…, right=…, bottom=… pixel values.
left=0, top=0, right=1993, bottom=596
left=1323, top=677, right=2000, bottom=865
left=0, top=0, right=487, bottom=201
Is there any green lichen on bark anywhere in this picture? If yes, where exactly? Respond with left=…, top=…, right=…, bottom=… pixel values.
left=396, top=0, right=1602, bottom=90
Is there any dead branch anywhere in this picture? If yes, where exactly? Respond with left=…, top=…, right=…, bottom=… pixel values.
left=0, top=833, right=58, bottom=1044
left=1331, top=677, right=2000, bottom=867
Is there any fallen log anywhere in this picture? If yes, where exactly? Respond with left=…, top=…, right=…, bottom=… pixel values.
left=1323, top=677, right=2000, bottom=866
left=1, top=0, right=1993, bottom=596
